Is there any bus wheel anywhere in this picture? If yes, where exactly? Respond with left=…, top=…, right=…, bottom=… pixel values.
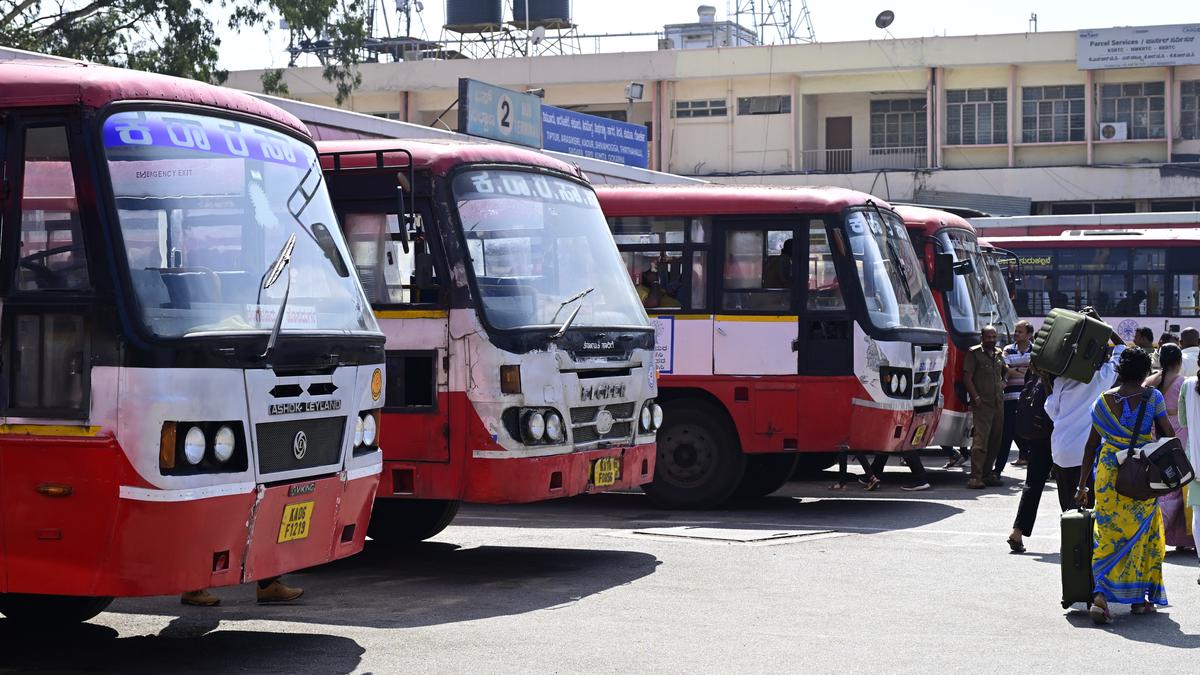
left=644, top=400, right=745, bottom=509
left=0, top=594, right=113, bottom=625
left=734, top=453, right=800, bottom=499
left=791, top=452, right=839, bottom=478
left=367, top=499, right=461, bottom=544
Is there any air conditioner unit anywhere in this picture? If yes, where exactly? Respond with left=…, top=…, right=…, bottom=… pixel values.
left=1099, top=121, right=1128, bottom=141
left=658, top=38, right=674, bottom=50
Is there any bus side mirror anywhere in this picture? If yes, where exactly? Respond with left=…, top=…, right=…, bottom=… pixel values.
left=393, top=185, right=411, bottom=254
left=931, top=253, right=954, bottom=292
left=311, top=222, right=350, bottom=278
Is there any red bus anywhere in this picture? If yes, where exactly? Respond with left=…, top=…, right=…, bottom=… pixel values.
left=0, top=59, right=384, bottom=623
left=897, top=206, right=1018, bottom=450
left=316, top=139, right=657, bottom=541
left=600, top=185, right=948, bottom=508
left=982, top=228, right=1200, bottom=339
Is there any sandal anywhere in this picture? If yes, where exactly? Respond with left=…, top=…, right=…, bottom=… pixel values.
left=864, top=475, right=881, bottom=491
left=828, top=482, right=848, bottom=491
left=1007, top=536, right=1026, bottom=553
left=1089, top=596, right=1113, bottom=625
left=1131, top=602, right=1157, bottom=615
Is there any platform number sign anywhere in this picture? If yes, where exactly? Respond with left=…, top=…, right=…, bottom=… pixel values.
left=458, top=78, right=543, bottom=149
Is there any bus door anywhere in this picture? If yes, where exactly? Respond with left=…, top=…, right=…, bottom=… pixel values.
left=1, top=119, right=112, bottom=591
left=712, top=219, right=800, bottom=443
left=340, top=207, right=451, bottom=476
left=796, top=219, right=853, bottom=376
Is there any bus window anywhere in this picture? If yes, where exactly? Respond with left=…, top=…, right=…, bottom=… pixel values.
left=1177, top=275, right=1200, bottom=317
left=691, top=251, right=707, bottom=308
left=1016, top=274, right=1053, bottom=317
left=807, top=224, right=845, bottom=311
left=722, top=229, right=791, bottom=311
left=1128, top=274, right=1164, bottom=315
left=1058, top=273, right=1124, bottom=314
left=18, top=126, right=90, bottom=291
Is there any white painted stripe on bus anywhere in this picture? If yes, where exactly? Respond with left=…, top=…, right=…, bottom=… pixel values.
left=850, top=397, right=912, bottom=412
left=346, top=463, right=383, bottom=481
left=119, top=482, right=257, bottom=502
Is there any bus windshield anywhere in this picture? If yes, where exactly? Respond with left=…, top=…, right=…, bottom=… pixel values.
left=102, top=110, right=378, bottom=339
left=453, top=169, right=649, bottom=331
left=937, top=229, right=1009, bottom=337
left=982, top=252, right=1019, bottom=336
left=844, top=209, right=942, bottom=332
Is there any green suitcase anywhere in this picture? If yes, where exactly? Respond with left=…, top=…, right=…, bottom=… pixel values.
left=1031, top=308, right=1112, bottom=384
left=1061, top=507, right=1095, bottom=609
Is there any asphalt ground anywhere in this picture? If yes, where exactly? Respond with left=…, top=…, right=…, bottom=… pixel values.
left=3, top=455, right=1199, bottom=673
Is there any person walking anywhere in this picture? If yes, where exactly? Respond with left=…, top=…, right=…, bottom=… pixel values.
left=1077, top=347, right=1173, bottom=624
left=1006, top=367, right=1066, bottom=553
left=1146, top=344, right=1192, bottom=550
left=1179, top=370, right=1200, bottom=580
left=963, top=325, right=1007, bottom=489
left=1044, top=316, right=1125, bottom=508
left=1181, top=327, right=1199, bottom=378
left=1000, top=320, right=1035, bottom=469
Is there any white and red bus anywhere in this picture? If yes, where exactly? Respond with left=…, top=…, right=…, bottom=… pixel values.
left=897, top=206, right=1018, bottom=449
left=317, top=139, right=658, bottom=541
left=982, top=227, right=1200, bottom=339
left=0, top=59, right=384, bottom=623
left=599, top=185, right=947, bottom=508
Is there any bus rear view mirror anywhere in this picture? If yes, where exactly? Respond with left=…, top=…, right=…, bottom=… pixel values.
left=931, top=252, right=955, bottom=292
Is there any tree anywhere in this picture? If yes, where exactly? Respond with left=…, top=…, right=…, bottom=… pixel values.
left=0, top=0, right=368, bottom=103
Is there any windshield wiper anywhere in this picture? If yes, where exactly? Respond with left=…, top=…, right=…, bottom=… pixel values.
left=549, top=287, right=595, bottom=341
left=259, top=233, right=297, bottom=362
left=885, top=239, right=913, bottom=300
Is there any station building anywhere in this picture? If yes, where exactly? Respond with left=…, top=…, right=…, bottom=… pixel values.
left=224, top=20, right=1200, bottom=215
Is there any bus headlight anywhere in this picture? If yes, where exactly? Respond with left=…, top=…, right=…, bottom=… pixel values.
left=183, top=426, right=206, bottom=465
left=362, top=412, right=378, bottom=447
left=354, top=415, right=365, bottom=448
left=640, top=405, right=653, bottom=432
left=544, top=411, right=564, bottom=442
left=880, top=366, right=913, bottom=398
left=525, top=411, right=546, bottom=442
left=213, top=425, right=237, bottom=463
left=652, top=403, right=664, bottom=430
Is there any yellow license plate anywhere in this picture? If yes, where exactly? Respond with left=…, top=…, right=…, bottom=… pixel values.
left=278, top=501, right=314, bottom=543
left=911, top=423, right=928, bottom=447
left=592, top=457, right=621, bottom=487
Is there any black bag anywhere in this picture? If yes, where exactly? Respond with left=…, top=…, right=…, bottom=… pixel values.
left=1060, top=508, right=1095, bottom=609
left=1015, top=370, right=1053, bottom=441
left=1113, top=390, right=1195, bottom=500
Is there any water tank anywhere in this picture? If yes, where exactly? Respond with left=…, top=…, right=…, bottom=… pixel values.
left=444, top=0, right=503, bottom=32
left=697, top=5, right=717, bottom=24
left=511, top=0, right=572, bottom=29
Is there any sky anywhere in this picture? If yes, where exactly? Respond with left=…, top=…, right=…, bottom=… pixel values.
left=216, top=0, right=1200, bottom=71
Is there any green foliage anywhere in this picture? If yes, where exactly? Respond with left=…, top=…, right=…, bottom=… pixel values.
left=260, top=67, right=290, bottom=96
left=0, top=0, right=367, bottom=101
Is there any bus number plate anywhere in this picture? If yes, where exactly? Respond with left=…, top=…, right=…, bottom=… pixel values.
left=910, top=424, right=928, bottom=447
left=278, top=501, right=314, bottom=543
left=592, top=457, right=621, bottom=487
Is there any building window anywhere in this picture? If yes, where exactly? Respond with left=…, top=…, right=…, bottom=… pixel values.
left=673, top=99, right=728, bottom=119
left=945, top=88, right=1007, bottom=145
left=1182, top=80, right=1200, bottom=140
left=869, top=99, right=927, bottom=151
left=371, top=112, right=402, bottom=120
left=1021, top=85, right=1084, bottom=143
left=1097, top=82, right=1165, bottom=140
left=736, top=95, right=791, bottom=115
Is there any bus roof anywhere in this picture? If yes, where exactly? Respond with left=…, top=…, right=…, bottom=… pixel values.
left=971, top=211, right=1200, bottom=236
left=0, top=57, right=306, bottom=134
left=595, top=184, right=888, bottom=217
left=894, top=204, right=975, bottom=235
left=984, top=228, right=1200, bottom=248
left=317, top=138, right=581, bottom=177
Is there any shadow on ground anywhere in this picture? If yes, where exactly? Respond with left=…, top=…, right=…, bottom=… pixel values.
left=103, top=542, right=660, bottom=631
left=0, top=621, right=364, bottom=672
left=1062, top=605, right=1200, bottom=647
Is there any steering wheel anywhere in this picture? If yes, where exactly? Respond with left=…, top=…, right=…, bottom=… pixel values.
left=18, top=245, right=87, bottom=289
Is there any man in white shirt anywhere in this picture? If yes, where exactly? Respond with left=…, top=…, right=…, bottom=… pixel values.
left=1181, top=327, right=1199, bottom=378
left=1044, top=329, right=1126, bottom=509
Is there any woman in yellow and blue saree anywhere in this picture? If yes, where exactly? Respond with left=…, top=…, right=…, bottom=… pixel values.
left=1076, top=347, right=1175, bottom=625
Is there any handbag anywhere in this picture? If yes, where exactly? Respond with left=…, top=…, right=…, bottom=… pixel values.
left=1015, top=370, right=1052, bottom=441
left=1114, top=389, right=1195, bottom=500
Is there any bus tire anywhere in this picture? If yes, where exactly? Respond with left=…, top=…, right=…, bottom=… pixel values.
left=791, top=452, right=840, bottom=478
left=0, top=594, right=113, bottom=625
left=367, top=499, right=461, bottom=544
left=643, top=400, right=745, bottom=509
left=734, top=453, right=800, bottom=499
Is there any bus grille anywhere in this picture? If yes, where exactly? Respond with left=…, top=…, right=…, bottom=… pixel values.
left=569, top=403, right=637, bottom=445
left=256, top=416, right=345, bottom=474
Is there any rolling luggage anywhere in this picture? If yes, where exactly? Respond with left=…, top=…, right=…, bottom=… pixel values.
left=1031, top=308, right=1111, bottom=384
left=1061, top=507, right=1095, bottom=609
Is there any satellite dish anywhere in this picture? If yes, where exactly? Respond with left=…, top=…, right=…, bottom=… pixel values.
left=875, top=10, right=895, bottom=29
left=531, top=25, right=546, bottom=45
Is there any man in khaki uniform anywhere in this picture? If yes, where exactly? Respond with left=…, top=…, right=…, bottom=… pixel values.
left=963, top=325, right=1007, bottom=489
